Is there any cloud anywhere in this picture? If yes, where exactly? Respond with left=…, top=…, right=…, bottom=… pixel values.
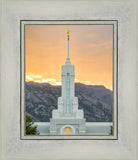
left=84, top=81, right=91, bottom=84
left=46, top=79, right=56, bottom=82
left=33, top=75, right=42, bottom=78
left=34, top=80, right=41, bottom=83
left=42, top=79, right=48, bottom=83
left=55, top=82, right=61, bottom=85
left=26, top=74, right=42, bottom=81
left=26, top=75, right=34, bottom=81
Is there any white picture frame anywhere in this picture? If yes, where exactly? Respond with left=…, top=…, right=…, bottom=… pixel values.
left=0, top=0, right=137, bottom=159
left=21, top=20, right=118, bottom=140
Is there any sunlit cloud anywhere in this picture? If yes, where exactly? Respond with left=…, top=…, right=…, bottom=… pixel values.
left=26, top=75, right=34, bottom=81
left=84, top=81, right=91, bottom=84
left=26, top=74, right=112, bottom=90
left=42, top=79, right=48, bottom=83
left=26, top=74, right=42, bottom=81
left=26, top=74, right=61, bottom=85
left=46, top=79, right=56, bottom=82
left=33, top=75, right=42, bottom=78
left=75, top=79, right=92, bottom=85
left=55, top=82, right=61, bottom=85
left=34, top=80, right=41, bottom=83
left=41, top=78, right=56, bottom=83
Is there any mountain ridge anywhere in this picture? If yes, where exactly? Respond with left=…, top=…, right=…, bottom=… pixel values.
left=25, top=81, right=113, bottom=122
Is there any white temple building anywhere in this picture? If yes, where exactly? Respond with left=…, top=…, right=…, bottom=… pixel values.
left=49, top=31, right=86, bottom=135
left=33, top=31, right=112, bottom=136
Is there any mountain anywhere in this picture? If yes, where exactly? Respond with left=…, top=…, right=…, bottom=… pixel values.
left=25, top=82, right=113, bottom=122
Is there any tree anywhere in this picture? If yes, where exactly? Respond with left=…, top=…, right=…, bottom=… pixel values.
left=25, top=115, right=40, bottom=135
left=110, top=125, right=113, bottom=135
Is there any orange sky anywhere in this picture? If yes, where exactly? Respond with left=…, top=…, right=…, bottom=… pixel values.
left=25, top=25, right=113, bottom=90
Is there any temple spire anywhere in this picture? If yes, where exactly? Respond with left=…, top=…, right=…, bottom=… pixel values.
left=66, top=30, right=71, bottom=65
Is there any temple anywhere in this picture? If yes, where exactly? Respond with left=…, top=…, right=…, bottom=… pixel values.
left=50, top=31, right=86, bottom=135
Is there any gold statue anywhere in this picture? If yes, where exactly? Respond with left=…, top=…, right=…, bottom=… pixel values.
left=67, top=30, right=70, bottom=40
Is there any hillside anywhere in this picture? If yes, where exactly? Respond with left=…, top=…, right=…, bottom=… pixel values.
left=25, top=82, right=113, bottom=122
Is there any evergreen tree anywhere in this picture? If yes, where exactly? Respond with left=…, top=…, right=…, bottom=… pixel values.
left=110, top=125, right=113, bottom=135
left=25, top=115, right=40, bottom=135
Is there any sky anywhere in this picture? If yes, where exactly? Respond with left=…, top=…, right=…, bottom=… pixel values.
left=25, top=25, right=113, bottom=90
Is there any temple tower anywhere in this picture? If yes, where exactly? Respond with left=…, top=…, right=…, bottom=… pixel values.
left=50, top=31, right=86, bottom=135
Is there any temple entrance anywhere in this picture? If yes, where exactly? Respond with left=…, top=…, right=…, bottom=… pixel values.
left=60, top=125, right=75, bottom=135
left=63, top=127, right=72, bottom=135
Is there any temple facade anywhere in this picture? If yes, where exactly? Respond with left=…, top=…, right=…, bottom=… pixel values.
left=50, top=31, right=86, bottom=135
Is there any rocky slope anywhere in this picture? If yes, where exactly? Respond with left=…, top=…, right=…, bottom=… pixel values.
left=25, top=82, right=113, bottom=122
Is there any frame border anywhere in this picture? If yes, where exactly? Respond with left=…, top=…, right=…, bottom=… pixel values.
left=20, top=20, right=118, bottom=140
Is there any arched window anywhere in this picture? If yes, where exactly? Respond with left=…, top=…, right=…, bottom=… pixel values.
left=63, top=127, right=72, bottom=135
